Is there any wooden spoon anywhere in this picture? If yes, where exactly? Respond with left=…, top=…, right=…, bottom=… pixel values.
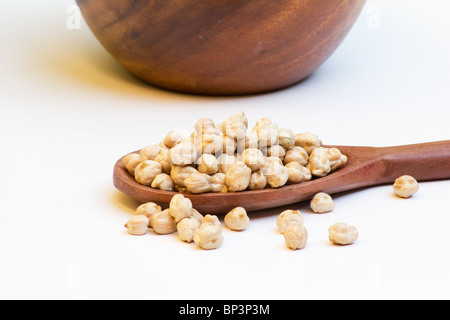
left=113, top=141, right=450, bottom=214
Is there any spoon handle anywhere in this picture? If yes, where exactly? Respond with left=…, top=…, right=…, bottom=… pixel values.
left=377, top=140, right=450, bottom=182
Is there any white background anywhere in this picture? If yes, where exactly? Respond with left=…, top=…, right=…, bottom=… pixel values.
left=1, top=0, right=449, bottom=300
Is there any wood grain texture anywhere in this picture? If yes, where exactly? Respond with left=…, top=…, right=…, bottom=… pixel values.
left=113, top=141, right=450, bottom=215
left=76, top=0, right=366, bottom=95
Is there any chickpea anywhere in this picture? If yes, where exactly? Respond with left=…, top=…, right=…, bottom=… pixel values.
left=177, top=217, right=201, bottom=243
left=221, top=112, right=248, bottom=139
left=278, top=128, right=295, bottom=150
left=194, top=117, right=221, bottom=135
left=263, top=157, right=289, bottom=188
left=149, top=209, right=177, bottom=234
left=253, top=118, right=279, bottom=147
left=285, top=162, right=306, bottom=184
left=224, top=207, right=250, bottom=231
left=248, top=170, right=267, bottom=190
left=124, top=215, right=149, bottom=235
left=136, top=202, right=162, bottom=224
left=283, top=146, right=309, bottom=166
left=134, top=160, right=162, bottom=186
left=210, top=173, right=228, bottom=193
left=276, top=209, right=304, bottom=234
left=393, top=175, right=419, bottom=198
left=225, top=161, right=252, bottom=192
left=241, top=148, right=266, bottom=172
left=217, top=153, right=238, bottom=174
left=169, top=194, right=193, bottom=223
left=195, top=133, right=223, bottom=155
left=193, top=214, right=223, bottom=250
left=295, top=132, right=322, bottom=155
left=154, top=148, right=172, bottom=174
left=190, top=208, right=204, bottom=224
left=310, top=192, right=335, bottom=213
left=197, top=154, right=219, bottom=175
left=122, top=153, right=142, bottom=176
left=184, top=173, right=212, bottom=194
left=151, top=173, right=175, bottom=191
left=222, top=134, right=237, bottom=155
left=284, top=224, right=308, bottom=250
left=170, top=165, right=198, bottom=188
left=306, top=147, right=331, bottom=177
left=163, top=130, right=184, bottom=148
left=140, top=144, right=161, bottom=162
left=266, top=145, right=286, bottom=160
left=328, top=222, right=358, bottom=245
left=325, top=147, right=347, bottom=172
left=167, top=142, right=197, bottom=166
left=236, top=130, right=259, bottom=152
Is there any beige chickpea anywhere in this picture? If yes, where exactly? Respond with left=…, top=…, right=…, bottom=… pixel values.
left=184, top=173, right=212, bottom=194
left=210, top=173, right=228, bottom=193
left=217, top=153, right=238, bottom=174
left=190, top=208, right=204, bottom=224
left=253, top=118, right=279, bottom=147
left=285, top=162, right=306, bottom=184
left=225, top=161, right=252, bottom=192
left=241, top=148, right=267, bottom=172
left=276, top=209, right=304, bottom=234
left=325, top=147, right=347, bottom=172
left=151, top=173, right=175, bottom=191
left=222, top=134, right=237, bottom=155
left=149, top=209, right=177, bottom=234
left=221, top=112, right=248, bottom=139
left=195, top=133, right=223, bottom=155
left=266, top=145, right=286, bottom=160
left=393, top=175, right=419, bottom=198
left=224, top=207, right=250, bottom=231
left=122, top=153, right=142, bottom=176
left=278, top=128, right=295, bottom=150
left=170, top=165, right=198, bottom=188
left=193, top=215, right=223, bottom=250
left=163, top=130, right=184, bottom=148
left=197, top=154, right=219, bottom=175
left=263, top=157, right=289, bottom=188
left=153, top=148, right=172, bottom=174
left=169, top=194, right=193, bottom=222
left=328, top=222, right=358, bottom=245
left=284, top=146, right=309, bottom=166
left=284, top=224, right=308, bottom=250
left=310, top=192, right=335, bottom=213
left=295, top=132, right=322, bottom=155
left=177, top=217, right=201, bottom=243
left=306, top=147, right=331, bottom=177
left=237, top=130, right=259, bottom=152
left=248, top=170, right=267, bottom=190
left=302, top=166, right=312, bottom=182
left=136, top=202, right=161, bottom=225
left=194, top=117, right=221, bottom=135
left=168, top=142, right=197, bottom=166
left=134, top=160, right=162, bottom=186
left=124, top=215, right=149, bottom=235
left=140, top=144, right=162, bottom=162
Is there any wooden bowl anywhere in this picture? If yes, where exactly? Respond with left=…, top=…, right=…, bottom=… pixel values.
left=76, top=0, right=366, bottom=95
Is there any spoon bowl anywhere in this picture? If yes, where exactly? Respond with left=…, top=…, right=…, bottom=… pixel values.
left=113, top=141, right=450, bottom=214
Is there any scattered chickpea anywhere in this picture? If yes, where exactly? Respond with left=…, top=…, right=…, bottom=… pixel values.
left=149, top=209, right=177, bottom=234
left=224, top=207, right=250, bottom=231
left=124, top=215, right=149, bottom=235
left=310, top=192, right=335, bottom=213
left=276, top=209, right=304, bottom=234
left=177, top=217, right=201, bottom=243
left=328, top=222, right=358, bottom=245
left=284, top=224, right=308, bottom=250
left=169, top=194, right=193, bottom=223
left=136, top=202, right=161, bottom=224
left=393, top=175, right=419, bottom=198
left=122, top=153, right=142, bottom=176
left=193, top=214, right=224, bottom=250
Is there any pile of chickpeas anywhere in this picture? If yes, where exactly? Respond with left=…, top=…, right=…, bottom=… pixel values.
left=122, top=112, right=348, bottom=194
left=122, top=112, right=420, bottom=250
